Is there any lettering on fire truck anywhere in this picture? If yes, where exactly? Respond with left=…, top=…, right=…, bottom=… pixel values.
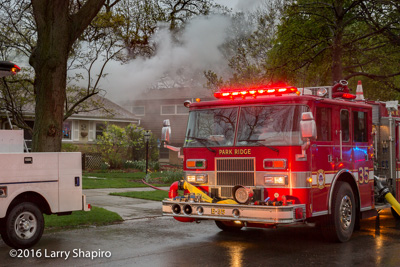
left=218, top=148, right=252, bottom=156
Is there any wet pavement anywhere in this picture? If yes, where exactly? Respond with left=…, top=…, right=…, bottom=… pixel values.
left=84, top=188, right=168, bottom=220
left=1, top=189, right=400, bottom=266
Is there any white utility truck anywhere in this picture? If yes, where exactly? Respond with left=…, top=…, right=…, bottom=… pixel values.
left=0, top=61, right=90, bottom=248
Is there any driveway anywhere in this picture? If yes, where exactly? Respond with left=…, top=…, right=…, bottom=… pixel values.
left=83, top=187, right=169, bottom=220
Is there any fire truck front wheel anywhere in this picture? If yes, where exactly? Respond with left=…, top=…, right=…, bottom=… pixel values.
left=215, top=220, right=243, bottom=232
left=1, top=202, right=44, bottom=249
left=323, top=181, right=355, bottom=242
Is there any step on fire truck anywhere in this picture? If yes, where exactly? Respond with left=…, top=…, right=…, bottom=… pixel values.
left=161, top=80, right=400, bottom=242
left=0, top=61, right=90, bottom=248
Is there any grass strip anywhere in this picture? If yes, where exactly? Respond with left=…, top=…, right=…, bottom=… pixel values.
left=83, top=172, right=167, bottom=189
left=110, top=190, right=169, bottom=201
left=44, top=206, right=123, bottom=230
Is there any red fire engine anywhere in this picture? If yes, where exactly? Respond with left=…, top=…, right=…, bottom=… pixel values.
left=161, top=81, right=400, bottom=242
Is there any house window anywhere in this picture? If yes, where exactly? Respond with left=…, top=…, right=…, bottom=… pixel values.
left=161, top=105, right=188, bottom=115
left=161, top=105, right=176, bottom=115
left=63, top=121, right=72, bottom=140
left=96, top=123, right=105, bottom=139
left=177, top=105, right=189, bottom=114
left=132, top=106, right=145, bottom=116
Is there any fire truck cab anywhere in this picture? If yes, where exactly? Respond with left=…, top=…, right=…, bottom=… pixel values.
left=161, top=83, right=400, bottom=242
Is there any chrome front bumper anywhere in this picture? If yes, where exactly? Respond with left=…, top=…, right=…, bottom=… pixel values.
left=162, top=200, right=306, bottom=224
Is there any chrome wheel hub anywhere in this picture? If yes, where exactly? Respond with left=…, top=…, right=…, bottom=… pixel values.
left=15, top=211, right=37, bottom=239
left=340, top=195, right=352, bottom=230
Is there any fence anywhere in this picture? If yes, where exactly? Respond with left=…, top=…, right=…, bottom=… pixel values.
left=82, top=153, right=103, bottom=170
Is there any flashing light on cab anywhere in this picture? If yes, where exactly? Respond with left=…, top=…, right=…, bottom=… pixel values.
left=214, top=85, right=299, bottom=99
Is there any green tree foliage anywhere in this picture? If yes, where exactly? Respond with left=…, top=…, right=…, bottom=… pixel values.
left=267, top=0, right=400, bottom=97
left=96, top=123, right=158, bottom=169
left=205, top=1, right=285, bottom=88
left=206, top=0, right=400, bottom=100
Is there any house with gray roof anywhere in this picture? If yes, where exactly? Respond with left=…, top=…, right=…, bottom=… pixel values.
left=1, top=94, right=139, bottom=146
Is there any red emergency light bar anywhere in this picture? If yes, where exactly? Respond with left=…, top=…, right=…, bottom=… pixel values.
left=214, top=86, right=298, bottom=99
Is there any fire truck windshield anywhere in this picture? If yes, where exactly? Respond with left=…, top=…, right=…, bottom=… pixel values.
left=184, top=105, right=308, bottom=148
left=185, top=107, right=238, bottom=147
left=237, top=105, right=309, bottom=146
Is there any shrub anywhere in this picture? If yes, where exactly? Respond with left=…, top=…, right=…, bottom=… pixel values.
left=61, top=143, right=79, bottom=152
left=96, top=123, right=159, bottom=169
left=124, top=160, right=160, bottom=172
left=96, top=124, right=128, bottom=169
left=162, top=169, right=184, bottom=184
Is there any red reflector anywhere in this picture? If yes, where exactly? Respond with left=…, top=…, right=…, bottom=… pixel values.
left=264, top=161, right=273, bottom=168
left=295, top=208, right=303, bottom=219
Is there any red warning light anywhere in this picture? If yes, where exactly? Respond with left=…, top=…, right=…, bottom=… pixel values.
left=214, top=85, right=298, bottom=100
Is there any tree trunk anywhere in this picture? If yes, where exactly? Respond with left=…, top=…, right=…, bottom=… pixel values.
left=30, top=0, right=69, bottom=152
left=332, top=30, right=343, bottom=82
left=30, top=0, right=105, bottom=152
left=331, top=0, right=345, bottom=83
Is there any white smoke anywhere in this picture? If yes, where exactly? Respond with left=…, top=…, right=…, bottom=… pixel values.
left=215, top=0, right=265, bottom=12
left=235, top=0, right=265, bottom=11
left=100, top=15, right=232, bottom=101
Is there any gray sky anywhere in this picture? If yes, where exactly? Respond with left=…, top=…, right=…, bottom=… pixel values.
left=215, top=0, right=266, bottom=11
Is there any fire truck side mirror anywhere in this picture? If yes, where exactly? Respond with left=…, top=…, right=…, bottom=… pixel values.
left=161, top=119, right=171, bottom=144
left=300, top=112, right=317, bottom=140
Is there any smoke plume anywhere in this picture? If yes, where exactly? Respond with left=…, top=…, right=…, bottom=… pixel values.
left=100, top=15, right=232, bottom=102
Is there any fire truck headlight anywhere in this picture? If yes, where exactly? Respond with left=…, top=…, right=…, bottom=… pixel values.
left=264, top=176, right=288, bottom=185
left=274, top=177, right=285, bottom=185
left=196, top=174, right=208, bottom=183
left=187, top=175, right=196, bottom=183
left=186, top=174, right=208, bottom=184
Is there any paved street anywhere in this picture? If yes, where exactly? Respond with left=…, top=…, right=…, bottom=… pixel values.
left=83, top=188, right=168, bottom=220
left=1, top=189, right=400, bottom=266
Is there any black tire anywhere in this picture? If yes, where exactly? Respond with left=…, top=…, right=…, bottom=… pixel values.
left=1, top=202, right=44, bottom=248
left=322, top=182, right=355, bottom=242
left=391, top=207, right=400, bottom=220
left=215, top=220, right=243, bottom=232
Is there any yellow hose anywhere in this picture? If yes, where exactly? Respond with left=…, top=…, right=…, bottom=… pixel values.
left=182, top=181, right=238, bottom=204
left=385, top=192, right=400, bottom=216
left=182, top=181, right=214, bottom=203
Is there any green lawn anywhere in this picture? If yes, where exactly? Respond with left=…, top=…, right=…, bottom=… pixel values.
left=44, top=206, right=123, bottom=230
left=83, top=171, right=168, bottom=189
left=110, top=190, right=170, bottom=201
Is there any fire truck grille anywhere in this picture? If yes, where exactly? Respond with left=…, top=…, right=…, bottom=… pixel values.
left=216, top=158, right=255, bottom=188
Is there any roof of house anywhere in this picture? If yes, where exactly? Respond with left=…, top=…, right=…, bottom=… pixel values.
left=133, top=87, right=214, bottom=101
left=71, top=95, right=139, bottom=122
left=2, top=94, right=138, bottom=123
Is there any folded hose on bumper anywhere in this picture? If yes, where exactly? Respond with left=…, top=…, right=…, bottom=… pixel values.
left=167, top=180, right=238, bottom=222
left=375, top=176, right=400, bottom=216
